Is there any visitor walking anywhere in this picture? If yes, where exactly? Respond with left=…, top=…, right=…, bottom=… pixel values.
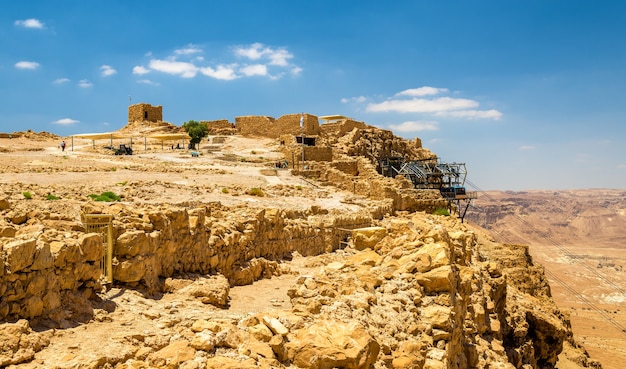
left=60, top=140, right=66, bottom=152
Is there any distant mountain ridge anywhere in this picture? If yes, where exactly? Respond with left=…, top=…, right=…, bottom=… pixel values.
left=466, top=189, right=626, bottom=248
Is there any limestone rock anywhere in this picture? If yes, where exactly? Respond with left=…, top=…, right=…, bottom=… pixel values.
left=351, top=226, right=387, bottom=250
left=285, top=320, right=380, bottom=369
left=4, top=238, right=37, bottom=273
left=179, top=274, right=230, bottom=307
left=147, top=340, right=195, bottom=368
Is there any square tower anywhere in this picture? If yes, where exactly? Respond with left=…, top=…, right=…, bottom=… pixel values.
left=128, top=103, right=163, bottom=122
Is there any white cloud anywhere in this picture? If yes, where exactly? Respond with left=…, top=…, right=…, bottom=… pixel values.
left=434, top=109, right=503, bottom=120
left=137, top=79, right=159, bottom=86
left=234, top=42, right=266, bottom=60
left=199, top=65, right=238, bottom=80
left=618, top=164, right=626, bottom=169
left=175, top=46, right=203, bottom=55
left=53, top=78, right=70, bottom=84
left=519, top=145, right=536, bottom=151
left=396, top=87, right=448, bottom=97
left=15, top=61, right=40, bottom=70
left=367, top=97, right=479, bottom=113
left=389, top=121, right=439, bottom=132
left=100, top=65, right=117, bottom=77
left=365, top=87, right=503, bottom=121
left=78, top=79, right=93, bottom=88
left=133, top=65, right=150, bottom=75
left=15, top=18, right=44, bottom=29
left=143, top=43, right=299, bottom=81
left=234, top=43, right=294, bottom=66
left=149, top=59, right=198, bottom=78
left=240, top=64, right=267, bottom=77
left=53, top=118, right=79, bottom=125
left=341, top=96, right=367, bottom=104
left=268, top=49, right=293, bottom=66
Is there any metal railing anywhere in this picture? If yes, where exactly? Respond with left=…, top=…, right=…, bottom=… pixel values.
left=82, top=214, right=114, bottom=284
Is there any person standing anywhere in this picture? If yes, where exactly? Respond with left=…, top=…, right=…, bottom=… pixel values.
left=60, top=140, right=66, bottom=152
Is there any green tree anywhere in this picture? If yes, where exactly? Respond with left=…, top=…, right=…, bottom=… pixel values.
left=182, top=120, right=208, bottom=149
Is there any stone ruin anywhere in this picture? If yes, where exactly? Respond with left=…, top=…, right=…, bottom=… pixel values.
left=128, top=103, right=163, bottom=123
left=0, top=113, right=602, bottom=369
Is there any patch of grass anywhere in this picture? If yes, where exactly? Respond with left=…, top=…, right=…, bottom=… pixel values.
left=246, top=187, right=265, bottom=197
left=22, top=191, right=32, bottom=200
left=46, top=194, right=60, bottom=200
left=296, top=185, right=303, bottom=190
left=433, top=208, right=450, bottom=216
left=250, top=150, right=257, bottom=155
left=221, top=188, right=229, bottom=194
left=116, top=181, right=128, bottom=186
left=88, top=191, right=121, bottom=202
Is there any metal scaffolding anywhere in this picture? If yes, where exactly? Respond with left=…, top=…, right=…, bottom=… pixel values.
left=378, top=157, right=477, bottom=221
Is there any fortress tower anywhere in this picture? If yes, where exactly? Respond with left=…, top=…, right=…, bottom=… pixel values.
left=128, top=103, right=162, bottom=123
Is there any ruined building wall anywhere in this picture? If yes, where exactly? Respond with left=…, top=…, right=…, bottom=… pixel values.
left=281, top=145, right=333, bottom=164
left=128, top=103, right=163, bottom=123
left=236, top=114, right=320, bottom=138
left=294, top=158, right=449, bottom=213
left=201, top=120, right=235, bottom=135
left=235, top=116, right=276, bottom=137
left=320, top=119, right=368, bottom=138
left=0, top=202, right=373, bottom=322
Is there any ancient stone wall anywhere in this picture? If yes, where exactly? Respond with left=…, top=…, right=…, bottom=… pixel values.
left=236, top=114, right=320, bottom=138
left=128, top=103, right=163, bottom=123
left=0, top=201, right=373, bottom=321
left=201, top=120, right=235, bottom=135
left=319, top=119, right=367, bottom=138
left=0, top=233, right=104, bottom=321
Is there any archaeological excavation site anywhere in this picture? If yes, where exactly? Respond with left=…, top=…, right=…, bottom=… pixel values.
left=0, top=104, right=602, bottom=368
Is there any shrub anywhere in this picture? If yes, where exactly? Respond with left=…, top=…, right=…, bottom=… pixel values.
left=22, top=191, right=32, bottom=199
left=46, top=194, right=60, bottom=200
left=246, top=187, right=265, bottom=197
left=296, top=185, right=303, bottom=190
left=116, top=181, right=128, bottom=186
left=221, top=188, right=229, bottom=194
left=433, top=208, right=450, bottom=216
left=88, top=191, right=121, bottom=202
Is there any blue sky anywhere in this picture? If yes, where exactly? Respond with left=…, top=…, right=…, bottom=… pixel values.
left=2, top=1, right=626, bottom=190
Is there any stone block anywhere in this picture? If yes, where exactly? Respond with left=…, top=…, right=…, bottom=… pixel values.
left=115, top=230, right=150, bottom=257
left=285, top=320, right=380, bottom=369
left=4, top=238, right=37, bottom=273
left=420, top=305, right=452, bottom=330
left=415, top=265, right=455, bottom=293
left=80, top=233, right=104, bottom=261
left=30, top=243, right=53, bottom=270
left=352, top=227, right=387, bottom=250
